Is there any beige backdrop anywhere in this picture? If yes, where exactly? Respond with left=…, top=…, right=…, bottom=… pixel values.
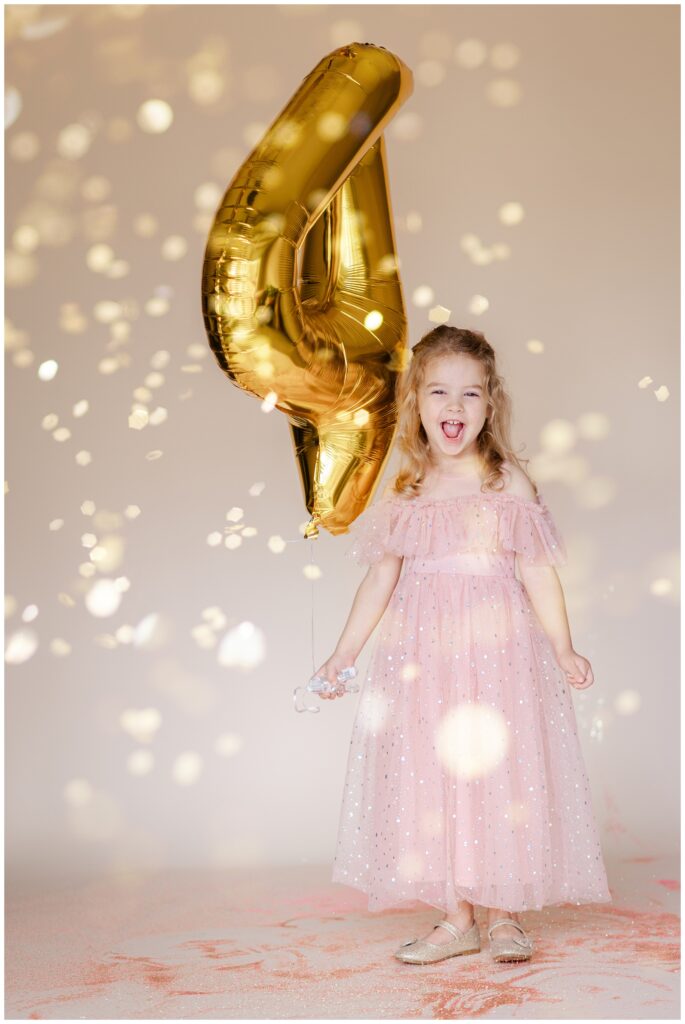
left=5, top=3, right=679, bottom=882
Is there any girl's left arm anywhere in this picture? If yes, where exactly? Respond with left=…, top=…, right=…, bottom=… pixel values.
left=517, top=562, right=594, bottom=689
left=518, top=564, right=571, bottom=655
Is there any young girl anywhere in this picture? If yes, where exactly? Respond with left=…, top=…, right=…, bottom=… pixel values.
left=317, top=325, right=612, bottom=965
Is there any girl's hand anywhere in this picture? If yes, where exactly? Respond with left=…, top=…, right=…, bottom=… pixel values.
left=555, top=648, right=594, bottom=690
left=313, top=653, right=357, bottom=700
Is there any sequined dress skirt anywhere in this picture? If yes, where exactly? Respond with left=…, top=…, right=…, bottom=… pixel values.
left=331, top=557, right=612, bottom=913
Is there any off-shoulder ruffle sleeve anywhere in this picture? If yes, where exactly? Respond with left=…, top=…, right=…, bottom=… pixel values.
left=344, top=492, right=568, bottom=568
left=497, top=499, right=568, bottom=567
left=345, top=497, right=405, bottom=567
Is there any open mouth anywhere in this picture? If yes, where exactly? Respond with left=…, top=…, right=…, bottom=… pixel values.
left=441, top=420, right=465, bottom=441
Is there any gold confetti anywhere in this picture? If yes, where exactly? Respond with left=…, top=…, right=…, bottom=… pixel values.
left=38, top=359, right=58, bottom=381
left=120, top=707, right=161, bottom=743
left=412, top=284, right=434, bottom=307
left=217, top=621, right=265, bottom=669
left=499, top=201, right=525, bottom=225
left=50, top=638, right=71, bottom=656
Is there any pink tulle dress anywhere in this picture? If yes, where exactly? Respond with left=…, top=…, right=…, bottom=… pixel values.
left=331, top=489, right=612, bottom=913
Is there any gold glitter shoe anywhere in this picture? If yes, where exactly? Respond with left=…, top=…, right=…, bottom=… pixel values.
left=394, top=919, right=480, bottom=964
left=487, top=917, right=533, bottom=962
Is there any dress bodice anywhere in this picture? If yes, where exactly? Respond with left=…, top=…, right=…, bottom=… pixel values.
left=345, top=490, right=567, bottom=574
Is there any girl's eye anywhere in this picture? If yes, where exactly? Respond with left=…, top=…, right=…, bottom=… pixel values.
left=430, top=390, right=479, bottom=397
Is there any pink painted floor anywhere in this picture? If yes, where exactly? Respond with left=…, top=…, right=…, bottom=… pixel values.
left=5, top=854, right=680, bottom=1019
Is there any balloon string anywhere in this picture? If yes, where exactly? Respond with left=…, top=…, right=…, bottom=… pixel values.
left=310, top=535, right=316, bottom=676
left=281, top=520, right=320, bottom=677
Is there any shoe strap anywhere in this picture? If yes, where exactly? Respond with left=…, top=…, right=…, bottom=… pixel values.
left=487, top=918, right=530, bottom=942
left=436, top=918, right=473, bottom=940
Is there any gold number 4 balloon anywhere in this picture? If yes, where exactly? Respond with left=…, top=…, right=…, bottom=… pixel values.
left=201, top=43, right=413, bottom=537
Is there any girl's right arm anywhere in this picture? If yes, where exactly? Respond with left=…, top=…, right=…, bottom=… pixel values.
left=314, top=553, right=404, bottom=700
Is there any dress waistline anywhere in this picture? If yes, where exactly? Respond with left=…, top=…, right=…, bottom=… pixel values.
left=404, top=568, right=520, bottom=580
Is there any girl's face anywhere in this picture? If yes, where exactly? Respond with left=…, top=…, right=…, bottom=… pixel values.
left=417, top=353, right=490, bottom=465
